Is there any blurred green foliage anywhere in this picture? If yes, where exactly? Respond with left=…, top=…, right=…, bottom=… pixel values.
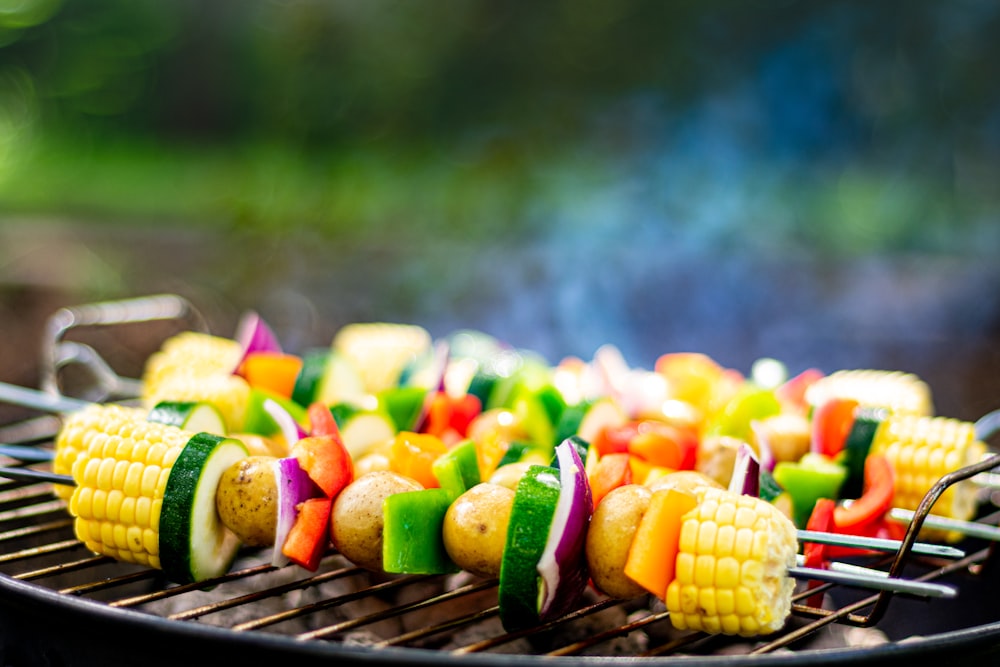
left=0, top=0, right=998, bottom=256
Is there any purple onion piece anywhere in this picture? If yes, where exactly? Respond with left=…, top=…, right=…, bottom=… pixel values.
left=413, top=340, right=451, bottom=432
left=750, top=420, right=776, bottom=472
left=537, top=439, right=594, bottom=620
left=271, top=457, right=319, bottom=566
left=233, top=310, right=283, bottom=374
left=263, top=398, right=308, bottom=446
left=728, top=442, right=761, bottom=497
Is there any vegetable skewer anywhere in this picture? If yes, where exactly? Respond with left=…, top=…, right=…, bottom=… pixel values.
left=2, top=305, right=998, bottom=640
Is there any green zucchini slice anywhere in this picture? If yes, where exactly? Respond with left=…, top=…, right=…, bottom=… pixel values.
left=160, top=432, right=248, bottom=583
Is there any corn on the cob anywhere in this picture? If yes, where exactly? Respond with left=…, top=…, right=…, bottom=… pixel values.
left=664, top=487, right=798, bottom=637
left=52, top=404, right=148, bottom=500
left=805, top=369, right=933, bottom=417
left=67, top=414, right=193, bottom=568
left=142, top=331, right=243, bottom=391
left=332, top=322, right=432, bottom=394
left=868, top=415, right=986, bottom=537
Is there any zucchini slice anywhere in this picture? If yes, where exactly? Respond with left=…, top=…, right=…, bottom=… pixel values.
left=160, top=433, right=248, bottom=583
left=498, top=464, right=561, bottom=632
left=148, top=400, right=227, bottom=435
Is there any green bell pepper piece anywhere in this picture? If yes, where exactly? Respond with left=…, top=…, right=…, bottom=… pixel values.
left=382, top=488, right=459, bottom=574
left=772, top=453, right=848, bottom=527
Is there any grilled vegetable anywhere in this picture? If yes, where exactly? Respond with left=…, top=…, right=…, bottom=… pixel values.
left=147, top=400, right=228, bottom=434
left=53, top=404, right=148, bottom=499
left=664, top=487, right=798, bottom=636
left=159, top=433, right=249, bottom=583
left=332, top=322, right=433, bottom=395
left=66, top=409, right=247, bottom=583
left=144, top=372, right=252, bottom=434
left=141, top=331, right=250, bottom=431
left=329, top=470, right=423, bottom=571
left=383, top=487, right=458, bottom=574
left=867, top=415, right=986, bottom=538
left=805, top=369, right=933, bottom=417
left=442, top=482, right=515, bottom=579
left=586, top=484, right=653, bottom=599
left=215, top=455, right=280, bottom=547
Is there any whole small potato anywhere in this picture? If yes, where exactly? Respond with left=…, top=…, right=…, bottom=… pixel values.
left=330, top=470, right=422, bottom=571
left=443, top=483, right=515, bottom=579
left=586, top=484, right=652, bottom=600
left=215, top=456, right=279, bottom=547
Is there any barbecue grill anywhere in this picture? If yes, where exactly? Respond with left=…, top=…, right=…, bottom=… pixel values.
left=2, top=295, right=1000, bottom=667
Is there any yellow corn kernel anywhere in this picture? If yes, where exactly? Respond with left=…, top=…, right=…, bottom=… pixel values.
left=869, top=415, right=986, bottom=540
left=664, top=487, right=798, bottom=637
left=66, top=413, right=192, bottom=567
left=804, top=369, right=933, bottom=417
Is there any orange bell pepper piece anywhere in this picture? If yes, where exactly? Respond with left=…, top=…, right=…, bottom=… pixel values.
left=390, top=431, right=448, bottom=488
left=589, top=452, right=632, bottom=508
left=240, top=352, right=304, bottom=399
left=623, top=488, right=697, bottom=598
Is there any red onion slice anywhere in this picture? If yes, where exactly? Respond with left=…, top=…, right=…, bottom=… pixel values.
left=537, top=438, right=594, bottom=619
left=263, top=398, right=308, bottom=446
left=271, top=456, right=318, bottom=566
left=233, top=310, right=283, bottom=374
left=728, top=442, right=761, bottom=497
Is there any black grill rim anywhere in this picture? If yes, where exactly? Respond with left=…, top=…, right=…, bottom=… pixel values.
left=2, top=571, right=1000, bottom=667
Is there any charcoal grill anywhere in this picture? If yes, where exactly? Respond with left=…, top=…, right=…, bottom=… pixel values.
left=2, top=295, right=1000, bottom=667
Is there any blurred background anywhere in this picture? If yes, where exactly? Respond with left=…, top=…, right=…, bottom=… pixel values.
left=0, top=0, right=998, bottom=421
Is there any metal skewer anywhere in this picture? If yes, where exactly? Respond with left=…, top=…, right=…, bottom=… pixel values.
left=887, top=508, right=1000, bottom=542
left=797, top=528, right=965, bottom=559
left=789, top=558, right=957, bottom=599
left=0, top=466, right=73, bottom=485
left=0, top=443, right=55, bottom=462
left=0, top=381, right=91, bottom=415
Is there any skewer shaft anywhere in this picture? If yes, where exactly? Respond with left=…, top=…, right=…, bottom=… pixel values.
left=0, top=381, right=91, bottom=415
left=0, top=466, right=73, bottom=485
left=797, top=529, right=965, bottom=559
left=0, top=444, right=55, bottom=462
left=887, top=508, right=1000, bottom=542
left=787, top=564, right=956, bottom=598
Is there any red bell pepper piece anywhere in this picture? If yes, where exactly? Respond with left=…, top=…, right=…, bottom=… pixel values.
left=422, top=392, right=482, bottom=442
left=804, top=497, right=835, bottom=568
left=802, top=497, right=835, bottom=608
left=307, top=401, right=341, bottom=439
left=834, top=454, right=894, bottom=532
left=282, top=496, right=333, bottom=571
left=811, top=398, right=859, bottom=458
left=593, top=422, right=638, bottom=456
left=291, top=433, right=354, bottom=498
left=775, top=368, right=824, bottom=413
